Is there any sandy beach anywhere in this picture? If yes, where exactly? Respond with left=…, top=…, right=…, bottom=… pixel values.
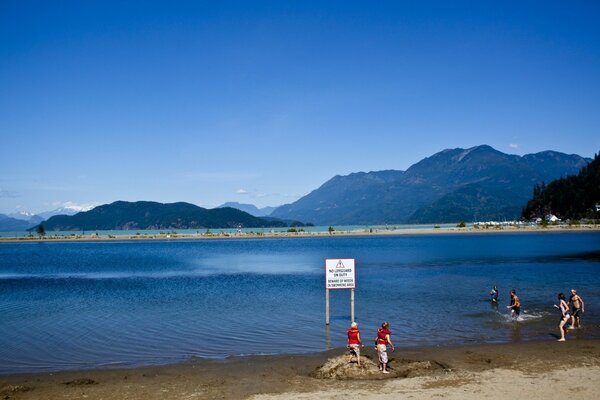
left=2, top=339, right=599, bottom=399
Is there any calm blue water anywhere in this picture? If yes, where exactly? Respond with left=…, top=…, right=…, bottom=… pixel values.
left=1, top=232, right=599, bottom=375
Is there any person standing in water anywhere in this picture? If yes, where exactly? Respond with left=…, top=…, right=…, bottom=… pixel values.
left=346, top=322, right=363, bottom=367
left=555, top=293, right=570, bottom=342
left=375, top=321, right=394, bottom=374
left=507, top=289, right=521, bottom=319
left=569, top=289, right=585, bottom=329
left=490, top=286, right=499, bottom=303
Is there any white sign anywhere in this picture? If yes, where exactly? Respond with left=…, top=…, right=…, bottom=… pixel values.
left=325, top=258, right=356, bottom=289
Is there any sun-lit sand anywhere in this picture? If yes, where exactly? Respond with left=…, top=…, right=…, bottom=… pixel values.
left=2, top=340, right=599, bottom=400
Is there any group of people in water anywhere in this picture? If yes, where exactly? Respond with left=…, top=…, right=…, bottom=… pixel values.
left=555, top=289, right=585, bottom=341
left=490, top=286, right=522, bottom=317
left=345, top=287, right=586, bottom=373
left=491, top=286, right=585, bottom=342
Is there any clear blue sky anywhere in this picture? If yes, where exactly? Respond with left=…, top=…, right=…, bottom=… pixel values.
left=1, top=1, right=599, bottom=214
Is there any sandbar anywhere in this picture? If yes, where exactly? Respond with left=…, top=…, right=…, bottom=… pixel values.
left=1, top=224, right=599, bottom=243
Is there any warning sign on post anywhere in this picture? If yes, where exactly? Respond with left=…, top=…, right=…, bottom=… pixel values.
left=325, top=259, right=356, bottom=289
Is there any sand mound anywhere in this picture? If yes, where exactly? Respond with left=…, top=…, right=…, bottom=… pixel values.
left=311, top=354, right=445, bottom=380
left=0, top=383, right=31, bottom=395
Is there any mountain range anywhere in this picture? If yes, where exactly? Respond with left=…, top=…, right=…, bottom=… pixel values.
left=37, top=201, right=306, bottom=231
left=0, top=206, right=86, bottom=232
left=3, top=145, right=592, bottom=232
left=270, top=145, right=590, bottom=225
left=0, top=214, right=38, bottom=232
left=217, top=202, right=277, bottom=217
left=36, top=205, right=94, bottom=220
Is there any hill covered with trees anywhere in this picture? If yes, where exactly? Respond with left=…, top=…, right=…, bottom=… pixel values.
left=522, top=153, right=600, bottom=221
left=37, top=201, right=307, bottom=231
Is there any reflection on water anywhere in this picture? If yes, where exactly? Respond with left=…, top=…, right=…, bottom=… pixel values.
left=1, top=232, right=599, bottom=374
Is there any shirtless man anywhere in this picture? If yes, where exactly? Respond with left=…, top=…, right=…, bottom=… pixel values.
left=507, top=289, right=521, bottom=319
left=569, top=289, right=585, bottom=328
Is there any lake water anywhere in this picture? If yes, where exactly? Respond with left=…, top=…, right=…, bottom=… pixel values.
left=1, top=232, right=599, bottom=375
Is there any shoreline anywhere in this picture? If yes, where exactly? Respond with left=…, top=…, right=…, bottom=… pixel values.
left=2, top=339, right=599, bottom=399
left=1, top=224, right=599, bottom=243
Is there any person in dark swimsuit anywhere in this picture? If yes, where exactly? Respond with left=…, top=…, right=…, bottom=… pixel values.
left=555, top=292, right=570, bottom=341
left=490, top=286, right=499, bottom=303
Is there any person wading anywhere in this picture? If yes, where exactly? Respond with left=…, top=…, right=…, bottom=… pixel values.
left=569, top=289, right=585, bottom=329
left=555, top=292, right=571, bottom=342
left=508, top=289, right=521, bottom=319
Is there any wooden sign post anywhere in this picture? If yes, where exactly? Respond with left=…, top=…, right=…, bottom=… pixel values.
left=351, top=287, right=355, bottom=323
left=325, top=258, right=356, bottom=325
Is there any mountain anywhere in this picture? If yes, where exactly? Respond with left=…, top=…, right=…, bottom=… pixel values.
left=36, top=201, right=304, bottom=231
left=217, top=202, right=277, bottom=217
left=37, top=204, right=96, bottom=220
left=7, top=211, right=38, bottom=221
left=271, top=145, right=590, bottom=225
left=7, top=212, right=44, bottom=225
left=0, top=214, right=36, bottom=232
left=522, top=152, right=600, bottom=220
left=0, top=213, right=43, bottom=231
left=271, top=170, right=405, bottom=225
left=0, top=204, right=95, bottom=230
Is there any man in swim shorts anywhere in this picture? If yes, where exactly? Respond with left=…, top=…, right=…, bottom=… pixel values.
left=508, top=289, right=520, bottom=319
left=375, top=321, right=394, bottom=374
left=569, top=289, right=585, bottom=328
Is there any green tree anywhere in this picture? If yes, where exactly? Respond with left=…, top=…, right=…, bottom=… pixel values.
left=36, top=224, right=46, bottom=238
left=522, top=153, right=600, bottom=220
left=328, top=226, right=335, bottom=234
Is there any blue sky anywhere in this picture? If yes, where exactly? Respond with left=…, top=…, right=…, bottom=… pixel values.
left=1, top=1, right=599, bottom=214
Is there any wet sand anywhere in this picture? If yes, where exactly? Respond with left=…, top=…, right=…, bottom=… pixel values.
left=2, top=339, right=599, bottom=399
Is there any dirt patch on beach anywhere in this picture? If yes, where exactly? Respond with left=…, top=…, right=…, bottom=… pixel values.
left=311, top=354, right=446, bottom=380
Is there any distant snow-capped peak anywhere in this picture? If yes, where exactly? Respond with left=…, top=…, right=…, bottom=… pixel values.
left=37, top=202, right=98, bottom=219
left=7, top=211, right=37, bottom=220
left=61, top=202, right=96, bottom=212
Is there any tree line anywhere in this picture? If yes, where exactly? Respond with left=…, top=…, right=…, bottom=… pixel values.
left=522, top=152, right=600, bottom=221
